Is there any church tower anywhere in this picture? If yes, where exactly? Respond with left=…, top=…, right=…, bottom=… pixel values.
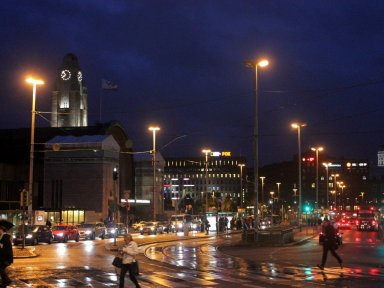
left=51, top=53, right=88, bottom=127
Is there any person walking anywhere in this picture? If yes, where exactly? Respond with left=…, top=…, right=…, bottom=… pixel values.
left=0, top=225, right=13, bottom=287
left=204, top=219, right=210, bottom=235
left=119, top=234, right=140, bottom=288
left=317, top=217, right=343, bottom=270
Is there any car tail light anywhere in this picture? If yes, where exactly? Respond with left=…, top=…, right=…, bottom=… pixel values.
left=356, top=220, right=359, bottom=225
left=372, top=220, right=376, bottom=225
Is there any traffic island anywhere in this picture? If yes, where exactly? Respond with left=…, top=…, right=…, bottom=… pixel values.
left=242, top=227, right=295, bottom=245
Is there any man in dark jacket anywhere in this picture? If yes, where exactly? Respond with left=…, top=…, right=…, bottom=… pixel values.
left=317, top=217, right=343, bottom=270
left=0, top=225, right=13, bottom=287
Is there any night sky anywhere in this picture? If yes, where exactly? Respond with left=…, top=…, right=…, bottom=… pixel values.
left=1, top=1, right=384, bottom=168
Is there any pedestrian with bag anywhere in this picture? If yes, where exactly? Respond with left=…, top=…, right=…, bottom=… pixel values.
left=119, top=234, right=140, bottom=288
left=317, top=217, right=343, bottom=270
left=0, top=225, right=13, bottom=287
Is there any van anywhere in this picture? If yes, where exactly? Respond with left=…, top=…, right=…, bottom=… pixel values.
left=169, top=214, right=192, bottom=232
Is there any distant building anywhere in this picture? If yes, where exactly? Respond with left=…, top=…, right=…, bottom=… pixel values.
left=134, top=152, right=165, bottom=220
left=44, top=135, right=120, bottom=223
left=260, top=151, right=370, bottom=212
left=163, top=153, right=247, bottom=214
left=0, top=122, right=134, bottom=224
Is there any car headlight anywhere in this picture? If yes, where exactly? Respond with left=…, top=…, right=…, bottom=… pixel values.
left=178, top=224, right=182, bottom=228
left=110, top=229, right=116, bottom=234
left=139, top=227, right=143, bottom=231
left=85, top=231, right=91, bottom=235
left=150, top=227, right=155, bottom=231
left=26, top=234, right=33, bottom=239
left=57, top=232, right=64, bottom=237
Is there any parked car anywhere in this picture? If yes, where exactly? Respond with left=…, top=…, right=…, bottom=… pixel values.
left=190, top=220, right=202, bottom=232
left=106, top=222, right=128, bottom=237
left=13, top=225, right=53, bottom=246
left=169, top=214, right=192, bottom=232
left=131, top=221, right=146, bottom=231
left=158, top=221, right=171, bottom=233
left=77, top=222, right=107, bottom=240
left=51, top=224, right=80, bottom=243
left=139, top=221, right=163, bottom=235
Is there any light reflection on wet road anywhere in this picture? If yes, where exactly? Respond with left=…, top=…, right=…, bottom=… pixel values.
left=142, top=230, right=384, bottom=287
left=7, top=229, right=384, bottom=287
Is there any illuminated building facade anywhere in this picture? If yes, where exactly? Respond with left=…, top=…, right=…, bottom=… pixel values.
left=163, top=152, right=247, bottom=213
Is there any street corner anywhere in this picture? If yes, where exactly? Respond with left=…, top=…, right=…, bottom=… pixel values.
left=13, top=247, right=38, bottom=258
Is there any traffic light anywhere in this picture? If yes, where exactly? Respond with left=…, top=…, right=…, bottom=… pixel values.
left=113, top=167, right=118, bottom=180
left=304, top=204, right=311, bottom=213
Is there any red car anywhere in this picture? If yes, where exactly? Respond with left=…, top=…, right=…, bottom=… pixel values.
left=337, top=218, right=351, bottom=230
left=51, top=224, right=80, bottom=243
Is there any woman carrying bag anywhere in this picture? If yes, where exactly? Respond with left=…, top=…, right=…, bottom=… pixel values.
left=119, top=234, right=140, bottom=288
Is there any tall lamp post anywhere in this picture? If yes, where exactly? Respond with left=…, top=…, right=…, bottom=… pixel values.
left=260, top=176, right=266, bottom=218
left=291, top=122, right=306, bottom=225
left=331, top=173, right=339, bottom=209
left=149, top=126, right=160, bottom=221
left=322, top=162, right=332, bottom=209
left=244, top=58, right=269, bottom=234
left=270, top=191, right=275, bottom=225
left=238, top=164, right=246, bottom=208
left=311, top=146, right=323, bottom=210
left=26, top=77, right=44, bottom=222
left=276, top=182, right=281, bottom=219
left=202, top=149, right=211, bottom=212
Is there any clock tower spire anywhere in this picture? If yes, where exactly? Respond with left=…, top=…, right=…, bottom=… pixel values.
left=51, top=53, right=88, bottom=127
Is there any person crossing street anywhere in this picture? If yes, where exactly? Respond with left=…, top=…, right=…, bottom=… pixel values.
left=317, top=217, right=343, bottom=270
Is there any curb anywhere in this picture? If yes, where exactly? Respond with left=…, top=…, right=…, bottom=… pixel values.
left=13, top=247, right=39, bottom=258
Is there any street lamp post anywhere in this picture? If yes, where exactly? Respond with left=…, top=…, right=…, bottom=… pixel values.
left=331, top=174, right=339, bottom=209
left=339, top=183, right=346, bottom=210
left=260, top=176, right=266, bottom=218
left=26, top=77, right=44, bottom=222
left=238, top=164, right=245, bottom=208
left=322, top=163, right=332, bottom=209
left=311, top=146, right=323, bottom=210
left=291, top=122, right=306, bottom=225
left=276, top=182, right=281, bottom=219
left=149, top=126, right=160, bottom=221
left=245, top=58, right=269, bottom=235
left=202, top=149, right=211, bottom=212
left=270, top=191, right=275, bottom=225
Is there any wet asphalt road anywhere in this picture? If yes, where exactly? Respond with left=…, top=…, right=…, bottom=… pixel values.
left=7, top=229, right=384, bottom=287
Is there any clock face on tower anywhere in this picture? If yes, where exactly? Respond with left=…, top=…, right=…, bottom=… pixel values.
left=77, top=71, right=82, bottom=82
left=61, top=69, right=71, bottom=80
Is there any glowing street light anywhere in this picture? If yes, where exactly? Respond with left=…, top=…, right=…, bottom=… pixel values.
left=311, top=146, right=323, bottom=209
left=148, top=126, right=160, bottom=221
left=202, top=149, right=211, bottom=211
left=244, top=58, right=269, bottom=235
left=291, top=122, right=306, bottom=225
left=25, top=77, right=44, bottom=220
